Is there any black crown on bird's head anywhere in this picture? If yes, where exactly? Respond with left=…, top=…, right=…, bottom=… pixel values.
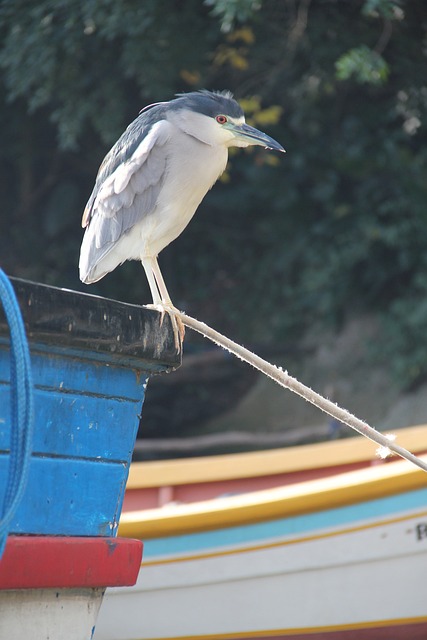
left=172, top=90, right=244, bottom=120
left=139, top=90, right=244, bottom=121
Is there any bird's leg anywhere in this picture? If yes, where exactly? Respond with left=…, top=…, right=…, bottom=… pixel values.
left=141, top=256, right=185, bottom=352
left=150, top=256, right=174, bottom=305
left=151, top=256, right=185, bottom=349
left=141, top=257, right=162, bottom=304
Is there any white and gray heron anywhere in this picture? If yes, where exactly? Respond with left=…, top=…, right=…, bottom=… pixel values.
left=79, top=90, right=284, bottom=349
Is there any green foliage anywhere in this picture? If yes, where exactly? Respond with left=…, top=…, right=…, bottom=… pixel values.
left=1, top=0, right=427, bottom=389
left=205, top=0, right=261, bottom=32
left=377, top=273, right=427, bottom=388
left=335, top=45, right=389, bottom=85
left=0, top=0, right=212, bottom=149
left=362, top=0, right=402, bottom=19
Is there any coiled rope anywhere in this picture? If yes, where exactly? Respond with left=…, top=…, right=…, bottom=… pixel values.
left=0, top=271, right=34, bottom=557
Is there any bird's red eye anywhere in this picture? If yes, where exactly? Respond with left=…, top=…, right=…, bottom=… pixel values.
left=216, top=115, right=228, bottom=124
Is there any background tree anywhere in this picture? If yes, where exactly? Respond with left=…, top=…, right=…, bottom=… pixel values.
left=1, top=0, right=427, bottom=388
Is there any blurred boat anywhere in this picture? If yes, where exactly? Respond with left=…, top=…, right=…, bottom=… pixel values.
left=95, top=425, right=427, bottom=640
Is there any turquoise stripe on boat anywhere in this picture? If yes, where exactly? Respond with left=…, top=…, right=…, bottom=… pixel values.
left=143, top=487, right=427, bottom=558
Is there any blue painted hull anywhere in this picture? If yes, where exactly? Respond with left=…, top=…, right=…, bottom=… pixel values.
left=0, top=278, right=178, bottom=537
left=0, top=349, right=146, bottom=536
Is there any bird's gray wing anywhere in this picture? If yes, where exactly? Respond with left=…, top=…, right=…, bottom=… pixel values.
left=83, top=119, right=171, bottom=245
left=79, top=118, right=171, bottom=281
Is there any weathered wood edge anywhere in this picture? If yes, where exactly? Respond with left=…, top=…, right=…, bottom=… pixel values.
left=0, top=277, right=181, bottom=373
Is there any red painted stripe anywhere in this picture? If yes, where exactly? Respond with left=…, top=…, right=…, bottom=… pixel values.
left=230, top=621, right=427, bottom=639
left=0, top=536, right=143, bottom=590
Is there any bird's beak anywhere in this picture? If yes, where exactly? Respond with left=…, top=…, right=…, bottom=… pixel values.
left=227, top=122, right=285, bottom=152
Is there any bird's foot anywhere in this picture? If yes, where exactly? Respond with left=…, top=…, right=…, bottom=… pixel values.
left=145, top=302, right=185, bottom=353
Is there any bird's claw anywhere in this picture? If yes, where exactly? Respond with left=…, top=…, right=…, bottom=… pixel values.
left=145, top=302, right=185, bottom=353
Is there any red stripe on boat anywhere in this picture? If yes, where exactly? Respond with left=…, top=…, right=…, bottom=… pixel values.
left=227, top=621, right=427, bottom=639
left=0, top=536, right=143, bottom=590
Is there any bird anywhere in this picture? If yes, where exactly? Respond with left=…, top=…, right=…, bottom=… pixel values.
left=79, top=90, right=285, bottom=351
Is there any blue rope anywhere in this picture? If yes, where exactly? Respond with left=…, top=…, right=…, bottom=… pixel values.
left=0, top=270, right=34, bottom=557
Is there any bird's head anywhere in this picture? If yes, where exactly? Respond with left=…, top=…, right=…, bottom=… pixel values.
left=167, top=90, right=285, bottom=153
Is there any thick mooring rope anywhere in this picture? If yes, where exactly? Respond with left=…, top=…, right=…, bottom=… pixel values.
left=171, top=308, right=427, bottom=473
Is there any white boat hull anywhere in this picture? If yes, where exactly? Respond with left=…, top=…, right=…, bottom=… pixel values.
left=95, top=500, right=427, bottom=638
left=1, top=588, right=104, bottom=640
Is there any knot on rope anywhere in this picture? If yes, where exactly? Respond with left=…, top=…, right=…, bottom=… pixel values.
left=0, top=271, right=34, bottom=557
